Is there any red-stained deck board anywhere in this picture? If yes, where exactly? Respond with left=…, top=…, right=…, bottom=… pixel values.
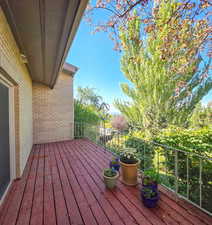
left=58, top=143, right=111, bottom=225
left=1, top=145, right=38, bottom=225
left=48, top=142, right=71, bottom=225
left=72, top=141, right=166, bottom=225
left=30, top=143, right=45, bottom=225
left=64, top=142, right=126, bottom=225
left=43, top=143, right=57, bottom=225
left=67, top=141, right=150, bottom=225
left=0, top=139, right=211, bottom=225
left=16, top=144, right=41, bottom=225
left=57, top=142, right=99, bottom=225
left=53, top=142, right=86, bottom=225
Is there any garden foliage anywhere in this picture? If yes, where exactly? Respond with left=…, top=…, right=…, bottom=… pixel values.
left=154, top=127, right=212, bottom=212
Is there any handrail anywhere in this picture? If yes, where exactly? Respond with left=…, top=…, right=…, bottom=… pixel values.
left=129, top=137, right=212, bottom=161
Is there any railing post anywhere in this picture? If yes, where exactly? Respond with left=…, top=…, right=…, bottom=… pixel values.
left=199, top=158, right=203, bottom=208
left=117, top=132, right=119, bottom=153
left=95, top=125, right=98, bottom=144
left=104, top=122, right=106, bottom=148
left=186, top=154, right=189, bottom=198
left=157, top=148, right=159, bottom=175
left=175, top=149, right=179, bottom=194
left=144, top=143, right=146, bottom=170
left=165, top=148, right=168, bottom=185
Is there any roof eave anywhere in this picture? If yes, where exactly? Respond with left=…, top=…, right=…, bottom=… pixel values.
left=49, top=0, right=88, bottom=89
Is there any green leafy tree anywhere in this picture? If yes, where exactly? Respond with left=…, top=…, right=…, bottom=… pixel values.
left=77, top=86, right=103, bottom=109
left=74, top=100, right=100, bottom=125
left=115, top=0, right=212, bottom=136
left=74, top=100, right=101, bottom=138
left=190, top=102, right=212, bottom=128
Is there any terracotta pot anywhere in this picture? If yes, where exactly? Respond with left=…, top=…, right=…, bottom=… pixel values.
left=103, top=172, right=119, bottom=189
left=120, top=160, right=139, bottom=186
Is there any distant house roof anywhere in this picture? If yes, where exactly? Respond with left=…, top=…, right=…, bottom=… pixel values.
left=0, top=0, right=88, bottom=88
left=62, top=63, right=78, bottom=77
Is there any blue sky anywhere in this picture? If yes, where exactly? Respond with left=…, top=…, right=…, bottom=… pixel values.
left=66, top=19, right=128, bottom=113
left=66, top=18, right=212, bottom=113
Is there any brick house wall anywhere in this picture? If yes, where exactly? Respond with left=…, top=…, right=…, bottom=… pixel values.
left=0, top=6, right=75, bottom=176
left=32, top=71, right=74, bottom=144
left=0, top=7, right=33, bottom=176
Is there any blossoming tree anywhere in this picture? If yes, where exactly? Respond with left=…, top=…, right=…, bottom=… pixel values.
left=85, top=0, right=211, bottom=51
left=113, top=0, right=211, bottom=135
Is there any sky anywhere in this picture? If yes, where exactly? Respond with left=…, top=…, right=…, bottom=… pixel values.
left=66, top=19, right=128, bottom=113
left=66, top=15, right=212, bottom=113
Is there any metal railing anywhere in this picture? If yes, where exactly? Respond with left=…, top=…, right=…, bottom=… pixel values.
left=74, top=122, right=212, bottom=215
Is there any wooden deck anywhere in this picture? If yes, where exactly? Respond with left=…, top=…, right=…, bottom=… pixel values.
left=0, top=139, right=211, bottom=225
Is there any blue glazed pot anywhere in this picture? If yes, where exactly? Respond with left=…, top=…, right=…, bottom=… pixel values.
left=109, top=162, right=120, bottom=172
left=142, top=177, right=158, bottom=191
left=141, top=191, right=159, bottom=208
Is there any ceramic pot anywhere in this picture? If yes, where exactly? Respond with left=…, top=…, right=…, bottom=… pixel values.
left=109, top=162, right=120, bottom=172
left=141, top=191, right=159, bottom=208
left=103, top=172, right=119, bottom=189
left=120, top=160, right=139, bottom=186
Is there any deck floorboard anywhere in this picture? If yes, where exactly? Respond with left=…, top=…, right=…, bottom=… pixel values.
left=0, top=139, right=211, bottom=225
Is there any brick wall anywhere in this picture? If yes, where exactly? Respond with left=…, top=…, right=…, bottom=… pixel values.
left=0, top=8, right=33, bottom=176
left=32, top=71, right=74, bottom=144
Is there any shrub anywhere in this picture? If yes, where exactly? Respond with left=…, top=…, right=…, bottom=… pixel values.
left=74, top=100, right=100, bottom=138
left=125, top=137, right=155, bottom=170
left=74, top=100, right=100, bottom=125
left=154, top=127, right=212, bottom=213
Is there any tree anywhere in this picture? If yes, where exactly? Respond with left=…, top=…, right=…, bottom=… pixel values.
left=77, top=86, right=103, bottom=109
left=74, top=100, right=100, bottom=125
left=85, top=0, right=212, bottom=51
left=75, top=86, right=110, bottom=124
left=111, top=115, right=128, bottom=131
left=114, top=0, right=212, bottom=136
left=74, top=100, right=102, bottom=139
left=85, top=0, right=149, bottom=49
left=190, top=103, right=212, bottom=128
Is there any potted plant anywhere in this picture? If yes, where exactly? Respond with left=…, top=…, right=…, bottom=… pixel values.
left=103, top=168, right=119, bottom=189
left=142, top=168, right=160, bottom=191
left=141, top=187, right=159, bottom=208
left=109, top=157, right=120, bottom=172
left=120, top=148, right=139, bottom=186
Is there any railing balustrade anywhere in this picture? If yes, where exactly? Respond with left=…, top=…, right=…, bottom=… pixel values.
left=73, top=122, right=212, bottom=216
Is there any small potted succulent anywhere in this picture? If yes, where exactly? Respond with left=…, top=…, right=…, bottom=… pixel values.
left=103, top=168, right=119, bottom=189
left=120, top=148, right=139, bottom=186
left=109, top=157, right=120, bottom=172
left=141, top=187, right=159, bottom=208
left=142, top=168, right=160, bottom=191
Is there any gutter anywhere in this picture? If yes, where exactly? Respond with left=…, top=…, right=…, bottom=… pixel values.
left=50, top=0, right=89, bottom=88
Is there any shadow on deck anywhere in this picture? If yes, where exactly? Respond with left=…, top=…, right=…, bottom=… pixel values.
left=0, top=139, right=211, bottom=225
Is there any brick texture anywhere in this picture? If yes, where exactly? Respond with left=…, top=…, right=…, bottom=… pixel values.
left=0, top=8, right=33, bottom=176
left=32, top=71, right=74, bottom=144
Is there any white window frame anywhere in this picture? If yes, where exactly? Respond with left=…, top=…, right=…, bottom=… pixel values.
left=0, top=73, right=16, bottom=204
